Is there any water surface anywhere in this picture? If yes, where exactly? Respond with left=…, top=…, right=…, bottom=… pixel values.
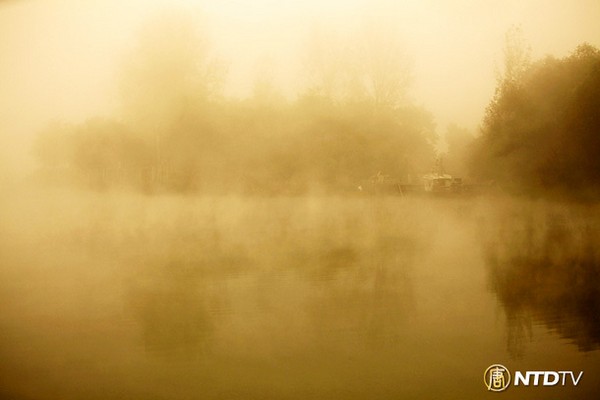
left=1, top=189, right=599, bottom=399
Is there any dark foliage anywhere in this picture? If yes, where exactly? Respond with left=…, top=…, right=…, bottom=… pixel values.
left=469, top=43, right=600, bottom=199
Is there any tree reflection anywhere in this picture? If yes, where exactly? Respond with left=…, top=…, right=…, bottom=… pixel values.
left=128, top=260, right=225, bottom=357
left=484, top=208, right=600, bottom=355
left=124, top=198, right=422, bottom=361
left=300, top=235, right=417, bottom=351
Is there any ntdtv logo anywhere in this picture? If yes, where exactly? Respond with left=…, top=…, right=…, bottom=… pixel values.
left=514, top=371, right=584, bottom=386
left=484, top=364, right=583, bottom=391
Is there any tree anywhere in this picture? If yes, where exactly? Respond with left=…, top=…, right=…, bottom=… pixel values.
left=499, top=25, right=531, bottom=86
left=483, top=26, right=532, bottom=130
left=469, top=41, right=600, bottom=197
left=119, top=10, right=226, bottom=133
left=117, top=10, right=227, bottom=190
left=34, top=118, right=152, bottom=190
left=444, top=124, right=474, bottom=177
left=355, top=21, right=412, bottom=108
left=303, top=26, right=350, bottom=101
left=302, top=21, right=412, bottom=109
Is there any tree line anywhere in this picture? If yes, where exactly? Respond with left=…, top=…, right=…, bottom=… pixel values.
left=468, top=27, right=600, bottom=199
left=33, top=16, right=600, bottom=198
left=34, top=12, right=436, bottom=194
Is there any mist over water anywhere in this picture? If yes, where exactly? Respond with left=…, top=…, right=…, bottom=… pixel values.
left=2, top=1, right=600, bottom=399
left=482, top=201, right=600, bottom=355
left=1, top=189, right=599, bottom=399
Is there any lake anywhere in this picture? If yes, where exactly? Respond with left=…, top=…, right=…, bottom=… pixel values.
left=1, top=188, right=599, bottom=399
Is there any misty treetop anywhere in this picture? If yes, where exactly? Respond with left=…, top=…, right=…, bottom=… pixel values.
left=32, top=13, right=600, bottom=199
left=469, top=41, right=600, bottom=199
left=33, top=12, right=437, bottom=195
left=33, top=101, right=436, bottom=195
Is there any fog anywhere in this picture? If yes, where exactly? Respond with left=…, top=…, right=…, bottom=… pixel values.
left=2, top=189, right=600, bottom=398
left=1, top=1, right=600, bottom=399
left=2, top=0, right=600, bottom=178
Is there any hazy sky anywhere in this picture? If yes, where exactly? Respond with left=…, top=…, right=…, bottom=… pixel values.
left=1, top=0, right=600, bottom=174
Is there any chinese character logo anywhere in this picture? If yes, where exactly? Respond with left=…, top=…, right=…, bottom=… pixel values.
left=484, top=364, right=511, bottom=392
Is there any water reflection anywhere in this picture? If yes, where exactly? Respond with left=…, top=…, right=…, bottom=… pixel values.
left=126, top=198, right=419, bottom=360
left=483, top=206, right=600, bottom=355
left=128, top=261, right=217, bottom=356
left=301, top=237, right=416, bottom=351
left=4, top=193, right=600, bottom=398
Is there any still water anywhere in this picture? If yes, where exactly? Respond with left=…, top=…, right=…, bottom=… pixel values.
left=1, top=189, right=599, bottom=399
